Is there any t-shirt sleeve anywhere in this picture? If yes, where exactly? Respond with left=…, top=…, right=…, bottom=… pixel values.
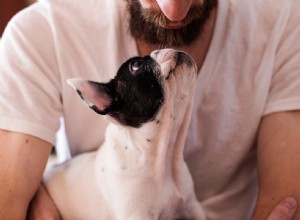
left=0, top=3, right=62, bottom=144
left=263, top=1, right=300, bottom=115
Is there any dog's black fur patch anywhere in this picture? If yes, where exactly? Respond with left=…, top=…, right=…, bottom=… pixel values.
left=89, top=56, right=164, bottom=127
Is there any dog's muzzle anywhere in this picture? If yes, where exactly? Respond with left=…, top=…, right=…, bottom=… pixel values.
left=150, top=49, right=197, bottom=78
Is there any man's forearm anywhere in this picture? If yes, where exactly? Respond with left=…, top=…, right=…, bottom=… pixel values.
left=0, top=130, right=52, bottom=219
left=0, top=195, right=28, bottom=219
left=0, top=162, right=38, bottom=219
left=0, top=151, right=34, bottom=219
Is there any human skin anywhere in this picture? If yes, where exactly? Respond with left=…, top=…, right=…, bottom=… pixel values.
left=0, top=130, right=53, bottom=219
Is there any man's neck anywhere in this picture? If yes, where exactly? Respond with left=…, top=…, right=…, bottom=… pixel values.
left=136, top=6, right=218, bottom=71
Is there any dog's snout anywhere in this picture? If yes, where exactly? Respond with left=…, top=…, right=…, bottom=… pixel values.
left=151, top=50, right=160, bottom=58
left=151, top=49, right=195, bottom=68
left=150, top=49, right=197, bottom=78
left=150, top=49, right=177, bottom=64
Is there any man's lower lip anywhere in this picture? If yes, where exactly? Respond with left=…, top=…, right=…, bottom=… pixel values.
left=161, top=22, right=185, bottom=29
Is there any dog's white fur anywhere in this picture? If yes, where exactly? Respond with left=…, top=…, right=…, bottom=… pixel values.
left=44, top=49, right=206, bottom=219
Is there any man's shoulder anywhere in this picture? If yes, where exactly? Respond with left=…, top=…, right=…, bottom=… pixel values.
left=218, top=0, right=298, bottom=42
left=8, top=0, right=126, bottom=30
left=225, top=0, right=293, bottom=24
left=44, top=0, right=126, bottom=22
left=3, top=0, right=129, bottom=46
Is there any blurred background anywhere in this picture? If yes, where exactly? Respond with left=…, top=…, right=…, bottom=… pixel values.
left=0, top=0, right=36, bottom=36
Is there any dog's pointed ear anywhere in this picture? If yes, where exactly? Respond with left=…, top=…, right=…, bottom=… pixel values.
left=67, top=78, right=114, bottom=115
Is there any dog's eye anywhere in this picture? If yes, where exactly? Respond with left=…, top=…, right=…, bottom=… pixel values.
left=129, top=60, right=143, bottom=73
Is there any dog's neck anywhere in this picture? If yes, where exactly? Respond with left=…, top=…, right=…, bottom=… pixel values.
left=101, top=87, right=194, bottom=185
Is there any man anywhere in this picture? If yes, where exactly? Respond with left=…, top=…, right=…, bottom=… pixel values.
left=0, top=0, right=299, bottom=219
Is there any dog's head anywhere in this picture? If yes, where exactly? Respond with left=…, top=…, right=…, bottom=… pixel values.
left=68, top=49, right=198, bottom=127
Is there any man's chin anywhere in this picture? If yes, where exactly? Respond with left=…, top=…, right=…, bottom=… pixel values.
left=130, top=20, right=204, bottom=47
left=128, top=0, right=218, bottom=47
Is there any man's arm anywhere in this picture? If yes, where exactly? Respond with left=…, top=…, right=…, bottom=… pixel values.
left=252, top=111, right=300, bottom=219
left=0, top=129, right=52, bottom=219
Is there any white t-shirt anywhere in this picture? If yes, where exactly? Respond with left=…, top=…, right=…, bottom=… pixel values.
left=1, top=0, right=300, bottom=219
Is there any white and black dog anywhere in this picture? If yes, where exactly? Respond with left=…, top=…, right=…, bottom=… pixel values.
left=44, top=49, right=206, bottom=220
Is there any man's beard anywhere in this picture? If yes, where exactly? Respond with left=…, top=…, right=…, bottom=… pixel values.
left=128, top=0, right=218, bottom=47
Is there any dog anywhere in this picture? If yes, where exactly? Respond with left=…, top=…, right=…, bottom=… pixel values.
left=43, top=49, right=206, bottom=220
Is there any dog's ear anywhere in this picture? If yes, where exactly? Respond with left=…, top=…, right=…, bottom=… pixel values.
left=67, top=78, right=114, bottom=115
